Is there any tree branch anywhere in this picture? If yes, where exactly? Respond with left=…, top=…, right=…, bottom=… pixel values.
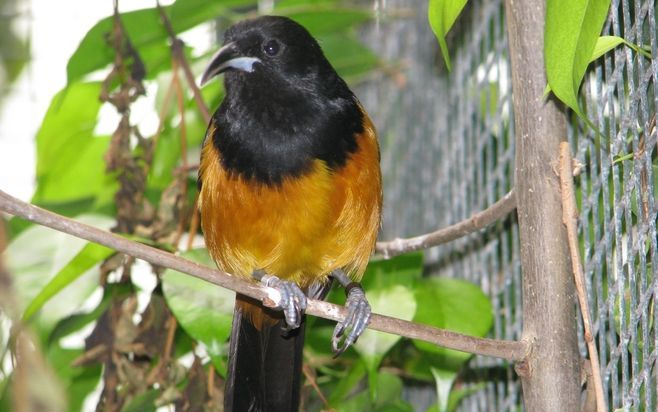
left=559, top=143, right=606, bottom=412
left=375, top=190, right=516, bottom=258
left=0, top=190, right=528, bottom=362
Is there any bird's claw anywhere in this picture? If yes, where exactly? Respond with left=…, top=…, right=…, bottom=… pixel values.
left=260, top=274, right=307, bottom=330
left=332, top=285, right=371, bottom=356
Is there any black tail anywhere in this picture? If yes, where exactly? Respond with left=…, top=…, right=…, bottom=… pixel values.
left=224, top=294, right=305, bottom=412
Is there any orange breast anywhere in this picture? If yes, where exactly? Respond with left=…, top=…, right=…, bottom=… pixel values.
left=198, top=116, right=382, bottom=288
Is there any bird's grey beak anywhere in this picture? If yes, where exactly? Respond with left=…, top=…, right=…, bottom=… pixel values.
left=199, top=42, right=261, bottom=86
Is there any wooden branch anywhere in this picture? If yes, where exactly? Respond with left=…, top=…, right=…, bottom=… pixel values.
left=504, top=0, right=582, bottom=408
left=559, top=143, right=606, bottom=412
left=0, top=190, right=528, bottom=362
left=375, top=190, right=516, bottom=258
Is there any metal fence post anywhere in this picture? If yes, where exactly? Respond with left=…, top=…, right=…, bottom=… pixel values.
left=503, top=0, right=582, bottom=409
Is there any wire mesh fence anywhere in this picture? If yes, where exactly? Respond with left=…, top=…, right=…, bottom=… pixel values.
left=360, top=0, right=656, bottom=410
left=576, top=0, right=657, bottom=409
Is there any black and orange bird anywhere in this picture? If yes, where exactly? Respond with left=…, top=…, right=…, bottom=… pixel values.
left=198, top=16, right=382, bottom=411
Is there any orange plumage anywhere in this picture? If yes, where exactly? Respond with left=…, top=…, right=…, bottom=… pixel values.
left=199, top=113, right=381, bottom=290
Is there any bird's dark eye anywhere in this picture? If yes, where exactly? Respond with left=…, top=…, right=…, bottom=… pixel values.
left=263, top=39, right=280, bottom=56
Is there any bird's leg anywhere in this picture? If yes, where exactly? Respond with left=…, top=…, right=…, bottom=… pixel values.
left=330, top=269, right=371, bottom=356
left=252, top=269, right=307, bottom=330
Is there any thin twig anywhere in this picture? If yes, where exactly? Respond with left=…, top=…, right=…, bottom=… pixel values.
left=163, top=316, right=177, bottom=362
left=186, top=193, right=200, bottom=251
left=302, top=364, right=332, bottom=410
left=558, top=142, right=606, bottom=412
left=145, top=73, right=176, bottom=175
left=375, top=190, right=516, bottom=258
left=170, top=59, right=190, bottom=250
left=156, top=0, right=210, bottom=123
left=207, top=364, right=216, bottom=398
left=0, top=190, right=529, bottom=362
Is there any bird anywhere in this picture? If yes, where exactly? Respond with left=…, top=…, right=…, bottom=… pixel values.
left=197, top=15, right=382, bottom=411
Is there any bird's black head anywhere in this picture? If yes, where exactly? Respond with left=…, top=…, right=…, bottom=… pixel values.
left=200, top=16, right=343, bottom=101
left=200, top=16, right=363, bottom=185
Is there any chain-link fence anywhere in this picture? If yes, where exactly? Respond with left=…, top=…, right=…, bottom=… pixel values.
left=359, top=0, right=657, bottom=410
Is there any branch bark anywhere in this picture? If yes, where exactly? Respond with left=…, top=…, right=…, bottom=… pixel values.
left=0, top=189, right=528, bottom=362
left=504, top=0, right=581, bottom=409
left=559, top=143, right=606, bottom=412
left=375, top=190, right=516, bottom=258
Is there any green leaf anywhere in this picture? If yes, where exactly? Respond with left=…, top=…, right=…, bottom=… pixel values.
left=544, top=35, right=651, bottom=97
left=362, top=253, right=424, bottom=291
left=427, top=0, right=468, bottom=71
left=48, top=283, right=131, bottom=345
left=120, top=389, right=159, bottom=412
left=162, top=248, right=234, bottom=374
left=333, top=371, right=413, bottom=412
left=431, top=367, right=457, bottom=412
left=328, top=359, right=367, bottom=405
left=591, top=36, right=652, bottom=61
left=425, top=382, right=486, bottom=412
left=413, top=278, right=492, bottom=361
left=33, top=82, right=117, bottom=208
left=326, top=253, right=422, bottom=310
left=545, top=0, right=611, bottom=118
left=446, top=383, right=486, bottom=412
left=23, top=242, right=113, bottom=321
left=317, top=32, right=379, bottom=81
left=354, top=285, right=416, bottom=398
left=6, top=214, right=113, bottom=327
left=354, top=285, right=416, bottom=362
left=590, top=35, right=625, bottom=61
left=280, top=8, right=372, bottom=35
left=372, top=372, right=405, bottom=408
left=413, top=278, right=493, bottom=412
left=47, top=346, right=102, bottom=412
left=66, top=0, right=253, bottom=84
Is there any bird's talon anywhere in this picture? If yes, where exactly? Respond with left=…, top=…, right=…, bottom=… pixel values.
left=256, top=272, right=307, bottom=330
left=330, top=283, right=371, bottom=356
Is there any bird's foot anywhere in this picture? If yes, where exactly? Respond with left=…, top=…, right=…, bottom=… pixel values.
left=253, top=270, right=307, bottom=330
left=330, top=271, right=371, bottom=356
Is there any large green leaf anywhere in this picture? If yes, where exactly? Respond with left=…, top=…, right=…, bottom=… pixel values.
left=545, top=0, right=611, bottom=117
left=333, top=371, right=414, bottom=412
left=161, top=248, right=234, bottom=374
left=543, top=35, right=634, bottom=98
left=354, top=285, right=416, bottom=362
left=23, top=243, right=114, bottom=321
left=362, top=253, right=424, bottom=291
left=66, top=0, right=254, bottom=84
left=6, top=214, right=113, bottom=327
left=325, top=252, right=423, bottom=310
left=354, top=285, right=416, bottom=398
left=32, top=82, right=117, bottom=208
left=413, top=277, right=492, bottom=361
left=427, top=0, right=468, bottom=71
left=412, top=278, right=492, bottom=411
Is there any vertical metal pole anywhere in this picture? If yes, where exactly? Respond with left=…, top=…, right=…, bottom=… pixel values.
left=503, top=0, right=582, bottom=410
